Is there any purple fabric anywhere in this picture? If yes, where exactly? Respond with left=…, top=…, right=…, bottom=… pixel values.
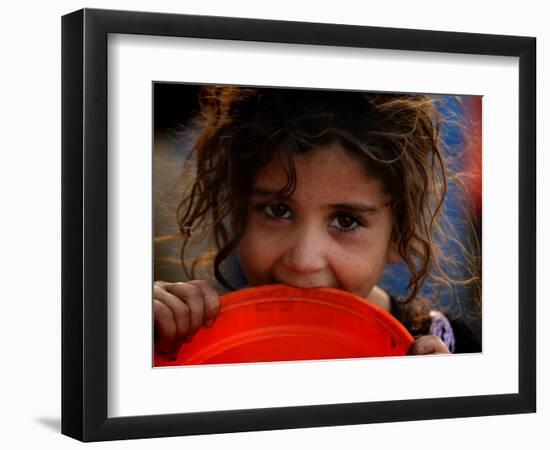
left=429, top=311, right=456, bottom=353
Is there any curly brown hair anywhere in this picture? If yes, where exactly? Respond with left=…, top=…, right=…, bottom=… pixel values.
left=175, top=85, right=480, bottom=331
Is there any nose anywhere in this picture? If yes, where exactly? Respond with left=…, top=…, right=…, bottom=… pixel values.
left=282, top=226, right=328, bottom=274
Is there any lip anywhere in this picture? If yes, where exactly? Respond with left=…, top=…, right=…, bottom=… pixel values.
left=270, top=276, right=338, bottom=290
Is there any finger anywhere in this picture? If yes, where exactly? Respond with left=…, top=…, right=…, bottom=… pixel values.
left=154, top=284, right=191, bottom=344
left=165, top=282, right=205, bottom=338
left=188, top=280, right=220, bottom=328
left=408, top=335, right=451, bottom=355
left=153, top=299, right=177, bottom=357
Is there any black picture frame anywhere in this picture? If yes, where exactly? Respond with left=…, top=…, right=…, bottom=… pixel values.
left=61, top=8, right=536, bottom=442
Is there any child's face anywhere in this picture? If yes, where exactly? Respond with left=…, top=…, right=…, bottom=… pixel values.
left=237, top=142, right=400, bottom=299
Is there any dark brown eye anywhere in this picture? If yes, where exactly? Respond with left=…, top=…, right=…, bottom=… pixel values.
left=338, top=215, right=355, bottom=228
left=265, top=204, right=291, bottom=219
left=331, top=214, right=361, bottom=232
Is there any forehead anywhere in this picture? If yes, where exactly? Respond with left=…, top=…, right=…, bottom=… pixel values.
left=253, top=143, right=387, bottom=201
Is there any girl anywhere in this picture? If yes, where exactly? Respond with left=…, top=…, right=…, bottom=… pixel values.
left=153, top=86, right=481, bottom=360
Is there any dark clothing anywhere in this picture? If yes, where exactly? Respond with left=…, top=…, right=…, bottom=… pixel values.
left=390, top=296, right=481, bottom=354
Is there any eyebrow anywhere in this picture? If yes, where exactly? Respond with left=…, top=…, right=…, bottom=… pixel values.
left=251, top=189, right=381, bottom=214
left=328, top=203, right=380, bottom=214
left=251, top=189, right=283, bottom=197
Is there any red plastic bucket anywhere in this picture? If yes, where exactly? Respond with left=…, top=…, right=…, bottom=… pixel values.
left=154, top=285, right=414, bottom=366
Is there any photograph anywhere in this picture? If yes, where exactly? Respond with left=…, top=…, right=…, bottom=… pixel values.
left=152, top=84, right=483, bottom=367
left=57, top=6, right=537, bottom=442
left=1, top=0, right=546, bottom=448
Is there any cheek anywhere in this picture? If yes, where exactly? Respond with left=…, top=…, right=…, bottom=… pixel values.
left=330, top=253, right=373, bottom=283
left=328, top=241, right=387, bottom=292
left=237, top=224, right=280, bottom=280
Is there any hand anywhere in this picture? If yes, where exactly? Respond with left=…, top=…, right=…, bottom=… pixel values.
left=153, top=280, right=220, bottom=359
left=407, top=335, right=451, bottom=355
